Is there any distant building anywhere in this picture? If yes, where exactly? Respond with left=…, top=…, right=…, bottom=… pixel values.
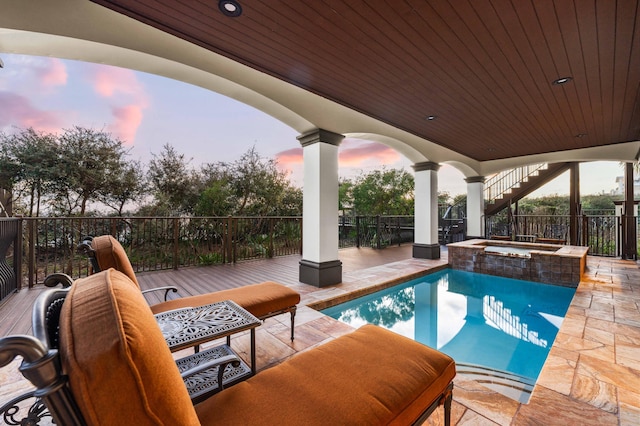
left=613, top=176, right=640, bottom=196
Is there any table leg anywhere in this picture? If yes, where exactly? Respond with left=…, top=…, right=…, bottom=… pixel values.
left=250, top=328, right=256, bottom=375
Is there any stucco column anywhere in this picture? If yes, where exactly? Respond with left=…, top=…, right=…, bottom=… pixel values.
left=465, top=176, right=485, bottom=239
left=413, top=162, right=440, bottom=259
left=623, top=162, right=637, bottom=259
left=297, top=129, right=344, bottom=287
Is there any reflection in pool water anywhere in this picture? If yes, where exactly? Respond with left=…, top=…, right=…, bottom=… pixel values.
left=322, top=269, right=575, bottom=403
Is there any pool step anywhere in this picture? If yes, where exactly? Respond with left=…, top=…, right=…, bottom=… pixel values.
left=456, top=363, right=535, bottom=403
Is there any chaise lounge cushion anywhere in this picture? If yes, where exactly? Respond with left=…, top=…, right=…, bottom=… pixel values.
left=59, top=269, right=201, bottom=425
left=90, top=235, right=140, bottom=286
left=196, top=324, right=456, bottom=425
left=90, top=235, right=300, bottom=320
left=149, top=281, right=300, bottom=318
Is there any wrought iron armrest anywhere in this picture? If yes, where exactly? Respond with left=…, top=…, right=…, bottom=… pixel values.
left=141, top=286, right=179, bottom=301
left=179, top=353, right=241, bottom=393
left=43, top=273, right=73, bottom=288
left=77, top=237, right=100, bottom=273
left=76, top=239, right=94, bottom=256
left=0, top=335, right=85, bottom=425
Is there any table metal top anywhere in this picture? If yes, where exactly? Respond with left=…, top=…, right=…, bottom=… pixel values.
left=155, top=300, right=261, bottom=352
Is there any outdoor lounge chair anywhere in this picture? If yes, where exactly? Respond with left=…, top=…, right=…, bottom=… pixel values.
left=26, top=283, right=245, bottom=405
left=0, top=269, right=456, bottom=425
left=77, top=235, right=301, bottom=341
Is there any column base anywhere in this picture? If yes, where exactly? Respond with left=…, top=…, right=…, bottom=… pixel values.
left=299, top=259, right=342, bottom=287
left=413, top=243, right=440, bottom=259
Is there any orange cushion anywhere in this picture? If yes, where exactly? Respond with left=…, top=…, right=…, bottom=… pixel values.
left=195, top=324, right=456, bottom=425
left=91, top=235, right=140, bottom=288
left=150, top=281, right=300, bottom=319
left=59, top=269, right=200, bottom=425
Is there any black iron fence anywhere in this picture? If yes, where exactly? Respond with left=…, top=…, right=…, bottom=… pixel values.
left=339, top=215, right=415, bottom=248
left=485, top=213, right=625, bottom=257
left=8, top=216, right=303, bottom=290
left=1, top=212, right=633, bottom=302
left=0, top=215, right=418, bottom=298
left=0, top=218, right=21, bottom=299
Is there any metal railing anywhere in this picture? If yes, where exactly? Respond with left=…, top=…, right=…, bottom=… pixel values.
left=0, top=218, right=21, bottom=298
left=339, top=215, right=415, bottom=249
left=3, top=211, right=634, bottom=302
left=484, top=163, right=548, bottom=205
left=1, top=215, right=419, bottom=298
left=8, top=216, right=303, bottom=290
left=485, top=213, right=625, bottom=257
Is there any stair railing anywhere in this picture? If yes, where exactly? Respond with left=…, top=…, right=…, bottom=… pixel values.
left=484, top=163, right=548, bottom=205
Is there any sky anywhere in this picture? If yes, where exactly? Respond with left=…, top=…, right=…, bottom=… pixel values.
left=0, top=53, right=626, bottom=198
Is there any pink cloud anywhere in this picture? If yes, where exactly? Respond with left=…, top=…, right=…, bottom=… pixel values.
left=339, top=140, right=400, bottom=167
left=275, top=141, right=401, bottom=169
left=40, top=58, right=68, bottom=88
left=276, top=147, right=303, bottom=165
left=109, top=104, right=144, bottom=144
left=87, top=64, right=149, bottom=144
left=90, top=66, right=145, bottom=99
left=0, top=91, right=63, bottom=134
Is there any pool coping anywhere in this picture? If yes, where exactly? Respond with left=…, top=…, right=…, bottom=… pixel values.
left=306, top=263, right=449, bottom=311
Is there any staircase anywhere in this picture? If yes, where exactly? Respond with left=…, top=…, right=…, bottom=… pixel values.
left=484, top=162, right=573, bottom=216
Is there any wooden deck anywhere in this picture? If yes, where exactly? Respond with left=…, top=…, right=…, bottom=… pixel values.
left=0, top=245, right=420, bottom=337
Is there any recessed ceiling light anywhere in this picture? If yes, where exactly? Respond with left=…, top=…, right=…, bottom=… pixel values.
left=575, top=133, right=587, bottom=138
left=219, top=0, right=242, bottom=17
left=552, top=76, right=572, bottom=85
left=426, top=115, right=437, bottom=121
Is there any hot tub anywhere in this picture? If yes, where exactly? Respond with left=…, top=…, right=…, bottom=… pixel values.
left=447, top=239, right=589, bottom=287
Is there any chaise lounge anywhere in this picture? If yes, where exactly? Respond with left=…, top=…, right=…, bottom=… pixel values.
left=1, top=268, right=457, bottom=425
left=78, top=235, right=301, bottom=341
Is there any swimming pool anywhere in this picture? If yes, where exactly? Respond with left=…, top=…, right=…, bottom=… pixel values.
left=321, top=269, right=576, bottom=403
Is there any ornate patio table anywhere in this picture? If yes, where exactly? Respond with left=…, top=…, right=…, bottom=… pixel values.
left=155, top=300, right=261, bottom=401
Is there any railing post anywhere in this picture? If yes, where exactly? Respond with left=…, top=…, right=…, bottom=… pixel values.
left=376, top=215, right=381, bottom=249
left=224, top=216, right=234, bottom=264
left=28, top=218, right=36, bottom=288
left=356, top=216, right=361, bottom=248
left=299, top=217, right=303, bottom=255
left=173, top=217, right=179, bottom=270
left=16, top=217, right=23, bottom=291
left=232, top=217, right=237, bottom=263
left=269, top=217, right=274, bottom=258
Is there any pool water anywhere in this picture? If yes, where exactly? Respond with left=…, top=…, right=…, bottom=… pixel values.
left=321, top=269, right=576, bottom=403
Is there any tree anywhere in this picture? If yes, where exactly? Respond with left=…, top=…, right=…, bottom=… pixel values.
left=97, top=160, right=146, bottom=216
left=52, top=127, right=130, bottom=216
left=338, top=179, right=354, bottom=216
left=195, top=179, right=235, bottom=216
left=197, top=146, right=301, bottom=216
left=351, top=168, right=414, bottom=215
left=0, top=128, right=59, bottom=216
left=147, top=144, right=198, bottom=214
left=518, top=195, right=569, bottom=215
left=581, top=194, right=617, bottom=212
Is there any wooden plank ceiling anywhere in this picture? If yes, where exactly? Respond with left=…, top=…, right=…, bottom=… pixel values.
left=90, top=0, right=640, bottom=162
